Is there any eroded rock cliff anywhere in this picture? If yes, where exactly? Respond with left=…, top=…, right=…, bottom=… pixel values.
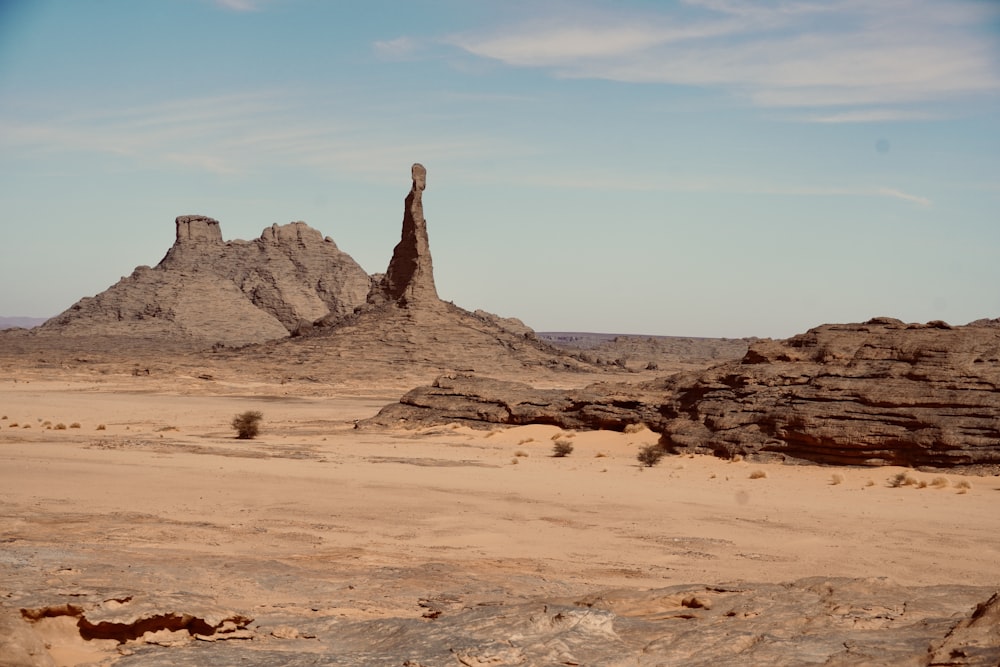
left=367, top=318, right=1000, bottom=468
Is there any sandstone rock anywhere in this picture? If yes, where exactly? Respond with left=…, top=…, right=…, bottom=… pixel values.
left=38, top=217, right=371, bottom=346
left=248, top=164, right=595, bottom=385
left=370, top=163, right=438, bottom=307
left=367, top=318, right=1000, bottom=468
left=96, top=579, right=998, bottom=666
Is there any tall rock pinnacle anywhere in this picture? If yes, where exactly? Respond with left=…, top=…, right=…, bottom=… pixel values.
left=379, top=163, right=439, bottom=306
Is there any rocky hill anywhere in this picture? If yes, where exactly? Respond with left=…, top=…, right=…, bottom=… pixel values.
left=220, top=164, right=594, bottom=385
left=37, top=217, right=372, bottom=346
left=366, top=317, right=1000, bottom=469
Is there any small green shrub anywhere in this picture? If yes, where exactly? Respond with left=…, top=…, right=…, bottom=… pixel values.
left=552, top=440, right=574, bottom=457
left=231, top=411, right=263, bottom=440
left=637, top=444, right=665, bottom=467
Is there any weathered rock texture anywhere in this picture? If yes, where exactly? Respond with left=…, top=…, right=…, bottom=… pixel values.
left=7, top=579, right=997, bottom=666
left=38, top=217, right=371, bottom=346
left=369, top=162, right=438, bottom=307
left=367, top=318, right=1000, bottom=468
left=235, top=164, right=595, bottom=384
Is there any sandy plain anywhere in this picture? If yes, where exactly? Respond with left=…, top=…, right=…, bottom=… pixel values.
left=1, top=365, right=999, bottom=665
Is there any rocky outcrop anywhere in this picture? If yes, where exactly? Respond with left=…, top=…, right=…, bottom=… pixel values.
left=369, top=163, right=438, bottom=307
left=367, top=318, right=1000, bottom=468
left=38, top=218, right=371, bottom=346
left=245, top=164, right=595, bottom=384
left=10, top=579, right=995, bottom=666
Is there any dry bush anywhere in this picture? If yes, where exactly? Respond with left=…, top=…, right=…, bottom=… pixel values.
left=888, top=471, right=919, bottom=488
left=623, top=423, right=647, bottom=434
left=96, top=424, right=106, bottom=431
left=865, top=479, right=875, bottom=487
left=552, top=440, right=574, bottom=457
left=514, top=450, right=529, bottom=458
left=517, top=438, right=535, bottom=445
left=730, top=454, right=744, bottom=463
left=954, top=480, right=972, bottom=494
left=510, top=458, right=519, bottom=465
left=929, top=476, right=949, bottom=489
left=637, top=444, right=665, bottom=467
left=54, top=423, right=67, bottom=430
left=70, top=422, right=81, bottom=429
left=42, top=420, right=52, bottom=427
left=22, top=424, right=30, bottom=429
left=917, top=479, right=928, bottom=489
left=749, top=470, right=768, bottom=479
left=231, top=410, right=263, bottom=440
left=1, top=415, right=6, bottom=420
left=830, top=473, right=844, bottom=485
left=9, top=422, right=18, bottom=427
left=595, top=451, right=607, bottom=458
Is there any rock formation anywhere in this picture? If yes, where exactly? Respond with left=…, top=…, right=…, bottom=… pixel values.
left=369, top=163, right=438, bottom=307
left=237, top=164, right=593, bottom=384
left=37, top=217, right=371, bottom=346
left=366, top=317, right=1000, bottom=469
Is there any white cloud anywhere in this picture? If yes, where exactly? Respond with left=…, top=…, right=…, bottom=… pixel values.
left=447, top=0, right=1000, bottom=111
left=876, top=187, right=931, bottom=207
left=373, top=36, right=421, bottom=60
left=802, top=109, right=937, bottom=123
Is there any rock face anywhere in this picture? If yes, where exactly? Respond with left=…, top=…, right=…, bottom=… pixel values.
left=367, top=318, right=1000, bottom=468
left=370, top=163, right=438, bottom=307
left=246, top=164, right=593, bottom=384
left=38, top=217, right=371, bottom=346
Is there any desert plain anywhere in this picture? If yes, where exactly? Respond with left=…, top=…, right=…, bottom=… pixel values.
left=1, top=352, right=998, bottom=666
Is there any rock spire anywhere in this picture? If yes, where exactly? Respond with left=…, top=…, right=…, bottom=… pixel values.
left=377, top=163, right=439, bottom=306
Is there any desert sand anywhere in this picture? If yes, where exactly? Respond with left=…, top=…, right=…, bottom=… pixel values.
left=2, top=368, right=998, bottom=665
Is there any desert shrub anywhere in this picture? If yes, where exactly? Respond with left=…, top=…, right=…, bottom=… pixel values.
left=888, top=471, right=919, bottom=488
left=55, top=423, right=67, bottom=430
left=517, top=438, right=535, bottom=445
left=623, top=423, right=647, bottom=434
left=748, top=469, right=768, bottom=479
left=552, top=440, right=574, bottom=457
left=645, top=361, right=659, bottom=371
left=96, top=424, right=106, bottom=431
left=954, top=479, right=972, bottom=494
left=929, top=476, right=949, bottom=489
left=514, top=450, right=529, bottom=458
left=830, top=473, right=844, bottom=485
left=1, top=415, right=6, bottom=420
left=595, top=451, right=607, bottom=458
left=9, top=422, right=18, bottom=427
left=637, top=444, right=665, bottom=467
left=70, top=422, right=81, bottom=429
left=231, top=410, right=263, bottom=440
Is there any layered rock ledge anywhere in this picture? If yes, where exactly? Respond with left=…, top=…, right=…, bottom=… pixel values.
left=367, top=318, right=1000, bottom=469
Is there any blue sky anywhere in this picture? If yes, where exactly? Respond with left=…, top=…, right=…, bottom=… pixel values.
left=1, top=0, right=997, bottom=338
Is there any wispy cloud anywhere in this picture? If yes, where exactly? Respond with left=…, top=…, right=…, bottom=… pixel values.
left=0, top=91, right=521, bottom=180
left=373, top=36, right=421, bottom=60
left=213, top=0, right=261, bottom=11
left=803, top=109, right=938, bottom=124
left=876, top=187, right=931, bottom=207
left=446, top=0, right=1000, bottom=113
